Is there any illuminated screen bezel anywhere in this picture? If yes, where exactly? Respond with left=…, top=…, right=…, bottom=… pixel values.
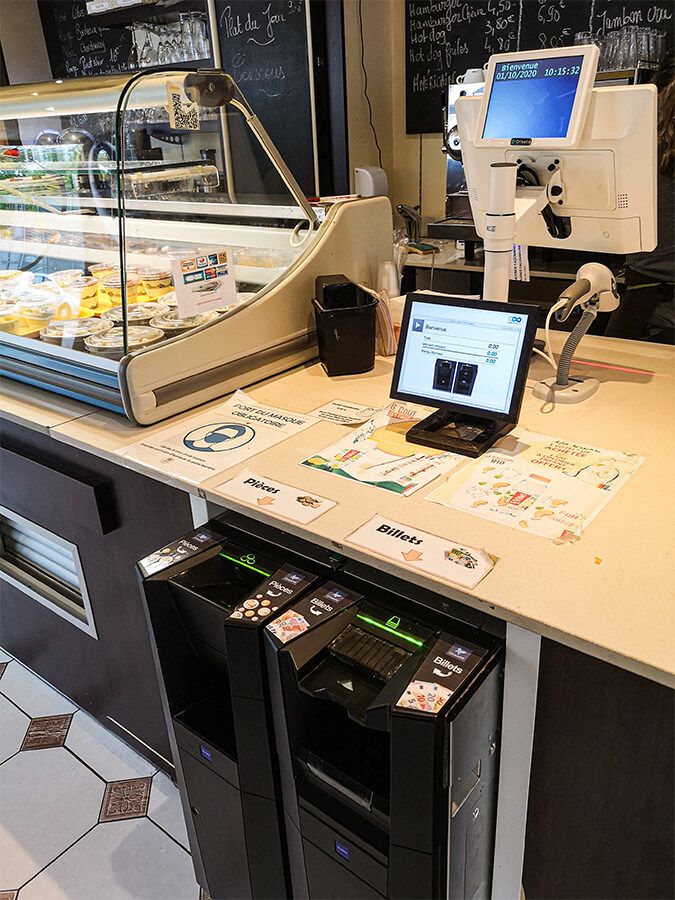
left=474, top=44, right=598, bottom=149
left=390, top=294, right=538, bottom=424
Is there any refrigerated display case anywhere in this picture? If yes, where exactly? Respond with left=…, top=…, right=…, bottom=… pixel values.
left=0, top=70, right=392, bottom=424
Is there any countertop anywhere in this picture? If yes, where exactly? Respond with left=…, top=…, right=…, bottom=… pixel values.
left=2, top=333, right=673, bottom=686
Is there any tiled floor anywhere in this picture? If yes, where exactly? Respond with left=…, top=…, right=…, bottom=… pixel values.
left=0, top=648, right=201, bottom=899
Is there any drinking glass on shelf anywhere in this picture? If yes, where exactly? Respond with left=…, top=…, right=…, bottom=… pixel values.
left=139, top=27, right=157, bottom=67
left=189, top=13, right=209, bottom=60
left=179, top=13, right=196, bottom=60
left=126, top=25, right=140, bottom=70
left=157, top=26, right=171, bottom=66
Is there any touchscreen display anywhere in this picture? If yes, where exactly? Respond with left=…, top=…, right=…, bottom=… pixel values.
left=482, top=54, right=584, bottom=139
left=395, top=300, right=532, bottom=415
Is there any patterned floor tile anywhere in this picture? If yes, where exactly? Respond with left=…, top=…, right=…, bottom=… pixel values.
left=66, top=710, right=156, bottom=782
left=99, top=777, right=152, bottom=823
left=148, top=770, right=189, bottom=849
left=0, top=890, right=17, bottom=900
left=0, top=747, right=103, bottom=888
left=19, top=818, right=200, bottom=900
left=0, top=662, right=75, bottom=718
left=0, top=647, right=11, bottom=663
left=0, top=661, right=7, bottom=679
left=0, top=695, right=30, bottom=765
left=21, top=714, right=73, bottom=751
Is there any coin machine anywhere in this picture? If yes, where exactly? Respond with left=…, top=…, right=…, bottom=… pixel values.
left=139, top=512, right=504, bottom=899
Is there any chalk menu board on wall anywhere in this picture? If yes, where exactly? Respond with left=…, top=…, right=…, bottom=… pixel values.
left=214, top=0, right=317, bottom=196
left=406, top=0, right=674, bottom=134
left=39, top=0, right=133, bottom=79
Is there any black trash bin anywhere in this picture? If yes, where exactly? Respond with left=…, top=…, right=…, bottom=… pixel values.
left=312, top=275, right=378, bottom=376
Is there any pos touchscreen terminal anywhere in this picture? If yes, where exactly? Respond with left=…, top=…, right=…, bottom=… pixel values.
left=390, top=294, right=537, bottom=457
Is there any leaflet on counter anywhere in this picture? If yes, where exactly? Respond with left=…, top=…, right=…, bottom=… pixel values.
left=301, top=402, right=466, bottom=496
left=120, top=391, right=317, bottom=485
left=426, top=429, right=645, bottom=540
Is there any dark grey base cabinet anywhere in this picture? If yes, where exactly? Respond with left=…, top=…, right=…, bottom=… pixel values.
left=0, top=418, right=193, bottom=771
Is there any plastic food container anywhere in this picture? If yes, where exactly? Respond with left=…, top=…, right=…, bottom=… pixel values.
left=0, top=270, right=30, bottom=293
left=141, top=269, right=173, bottom=299
left=101, top=274, right=140, bottom=303
left=89, top=263, right=116, bottom=280
left=149, top=309, right=220, bottom=336
left=102, top=301, right=170, bottom=326
left=0, top=302, right=20, bottom=334
left=49, top=269, right=84, bottom=288
left=84, top=325, right=164, bottom=359
left=40, top=317, right=112, bottom=351
left=63, top=276, right=99, bottom=308
left=15, top=296, right=64, bottom=329
left=161, top=291, right=177, bottom=307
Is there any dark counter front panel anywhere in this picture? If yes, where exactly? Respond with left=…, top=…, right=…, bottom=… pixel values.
left=0, top=419, right=193, bottom=770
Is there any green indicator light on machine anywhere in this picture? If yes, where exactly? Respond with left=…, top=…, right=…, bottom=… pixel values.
left=356, top=614, right=424, bottom=648
left=386, top=615, right=401, bottom=630
left=219, top=552, right=271, bottom=578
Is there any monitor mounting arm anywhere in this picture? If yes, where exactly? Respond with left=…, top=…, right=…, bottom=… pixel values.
left=482, top=162, right=548, bottom=302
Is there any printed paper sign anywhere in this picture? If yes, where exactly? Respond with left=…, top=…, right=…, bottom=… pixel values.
left=301, top=403, right=465, bottom=496
left=171, top=247, right=237, bottom=317
left=346, top=515, right=494, bottom=589
left=216, top=468, right=337, bottom=524
left=427, top=429, right=645, bottom=540
left=510, top=244, right=530, bottom=282
left=166, top=82, right=200, bottom=131
left=121, top=391, right=317, bottom=485
left=311, top=399, right=381, bottom=426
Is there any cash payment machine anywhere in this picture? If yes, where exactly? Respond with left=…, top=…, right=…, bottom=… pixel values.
left=138, top=514, right=338, bottom=899
left=139, top=515, right=504, bottom=900
left=264, top=563, right=504, bottom=900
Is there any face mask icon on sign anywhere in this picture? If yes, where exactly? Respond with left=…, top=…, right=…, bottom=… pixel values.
left=183, top=423, right=256, bottom=452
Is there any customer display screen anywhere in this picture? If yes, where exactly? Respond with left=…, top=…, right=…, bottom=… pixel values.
left=482, top=54, right=584, bottom=139
left=393, top=299, right=533, bottom=416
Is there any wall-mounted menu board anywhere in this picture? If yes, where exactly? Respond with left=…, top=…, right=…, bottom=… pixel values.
left=405, top=0, right=674, bottom=133
left=38, top=0, right=212, bottom=80
left=39, top=0, right=133, bottom=78
left=214, top=0, right=317, bottom=195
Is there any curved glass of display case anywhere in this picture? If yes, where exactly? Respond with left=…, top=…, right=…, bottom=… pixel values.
left=0, top=70, right=392, bottom=423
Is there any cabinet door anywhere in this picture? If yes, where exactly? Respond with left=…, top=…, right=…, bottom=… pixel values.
left=0, top=420, right=193, bottom=769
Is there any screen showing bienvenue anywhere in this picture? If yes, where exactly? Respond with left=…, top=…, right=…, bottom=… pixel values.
left=482, top=55, right=583, bottom=139
left=397, top=301, right=529, bottom=415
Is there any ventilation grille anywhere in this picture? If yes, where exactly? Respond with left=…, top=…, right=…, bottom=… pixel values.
left=0, top=508, right=95, bottom=635
left=471, top=186, right=479, bottom=202
left=617, top=192, right=629, bottom=209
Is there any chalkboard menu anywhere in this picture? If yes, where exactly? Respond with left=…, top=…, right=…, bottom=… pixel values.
left=405, top=0, right=674, bottom=134
left=215, top=0, right=316, bottom=195
left=39, top=0, right=133, bottom=78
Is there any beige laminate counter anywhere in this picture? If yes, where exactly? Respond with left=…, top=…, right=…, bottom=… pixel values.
left=1, top=333, right=673, bottom=687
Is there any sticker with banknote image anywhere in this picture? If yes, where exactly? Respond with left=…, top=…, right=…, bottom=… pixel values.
left=396, top=680, right=453, bottom=714
left=266, top=610, right=310, bottom=644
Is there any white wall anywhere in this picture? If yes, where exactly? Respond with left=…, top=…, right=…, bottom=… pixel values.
left=343, top=0, right=446, bottom=226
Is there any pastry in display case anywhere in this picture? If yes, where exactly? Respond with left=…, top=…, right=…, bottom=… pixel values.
left=0, top=70, right=392, bottom=424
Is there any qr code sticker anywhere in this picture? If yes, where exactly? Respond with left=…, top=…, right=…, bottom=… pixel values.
left=167, top=84, right=200, bottom=131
